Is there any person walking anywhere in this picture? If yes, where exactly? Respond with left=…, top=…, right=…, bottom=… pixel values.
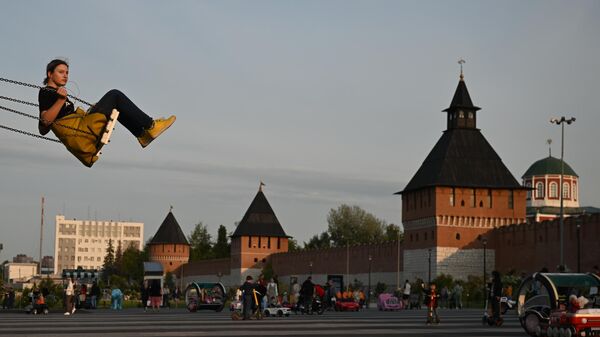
left=490, top=271, right=503, bottom=325
left=424, top=283, right=440, bottom=324
left=173, top=286, right=181, bottom=308
left=162, top=285, right=171, bottom=309
left=403, top=280, right=411, bottom=308
left=141, top=280, right=149, bottom=312
left=64, top=277, right=76, bottom=316
left=300, top=276, right=314, bottom=311
left=453, top=282, right=463, bottom=309
left=266, top=278, right=278, bottom=307
left=239, top=276, right=255, bottom=320
left=149, top=280, right=162, bottom=312
left=90, top=281, right=100, bottom=309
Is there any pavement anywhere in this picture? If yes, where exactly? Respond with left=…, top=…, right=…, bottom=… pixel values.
left=0, top=307, right=529, bottom=336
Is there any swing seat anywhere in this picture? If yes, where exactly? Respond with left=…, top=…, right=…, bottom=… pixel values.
left=50, top=108, right=119, bottom=167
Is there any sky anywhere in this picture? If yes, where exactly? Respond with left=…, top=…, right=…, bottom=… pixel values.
left=1, top=0, right=599, bottom=262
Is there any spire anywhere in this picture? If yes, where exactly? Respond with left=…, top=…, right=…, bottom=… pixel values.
left=259, top=180, right=265, bottom=192
left=443, top=60, right=481, bottom=130
left=547, top=139, right=552, bottom=157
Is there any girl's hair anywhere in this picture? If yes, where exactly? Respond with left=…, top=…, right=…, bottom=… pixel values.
left=43, top=59, right=69, bottom=85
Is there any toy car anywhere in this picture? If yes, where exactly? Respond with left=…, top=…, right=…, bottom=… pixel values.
left=335, top=298, right=360, bottom=311
left=547, top=308, right=600, bottom=337
left=263, top=306, right=291, bottom=317
left=378, top=293, right=402, bottom=311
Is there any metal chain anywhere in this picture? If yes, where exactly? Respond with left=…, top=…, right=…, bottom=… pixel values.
left=0, top=77, right=93, bottom=107
left=0, top=124, right=61, bottom=143
left=0, top=95, right=38, bottom=107
left=0, top=104, right=96, bottom=136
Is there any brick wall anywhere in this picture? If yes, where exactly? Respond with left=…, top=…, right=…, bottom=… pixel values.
left=493, top=213, right=600, bottom=274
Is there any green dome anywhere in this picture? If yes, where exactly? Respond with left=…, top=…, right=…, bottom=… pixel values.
left=522, top=156, right=578, bottom=178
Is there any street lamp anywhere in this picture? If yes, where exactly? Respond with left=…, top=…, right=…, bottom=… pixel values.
left=368, top=255, right=372, bottom=309
left=480, top=237, right=488, bottom=310
left=550, top=116, right=576, bottom=271
left=428, top=248, right=432, bottom=284
left=309, top=261, right=313, bottom=277
left=576, top=216, right=582, bottom=273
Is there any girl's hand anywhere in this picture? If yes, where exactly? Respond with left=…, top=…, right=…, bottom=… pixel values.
left=56, top=87, right=68, bottom=99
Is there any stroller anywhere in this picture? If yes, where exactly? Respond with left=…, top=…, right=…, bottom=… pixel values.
left=29, top=290, right=49, bottom=315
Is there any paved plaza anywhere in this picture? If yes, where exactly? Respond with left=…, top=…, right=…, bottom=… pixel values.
left=0, top=308, right=529, bottom=337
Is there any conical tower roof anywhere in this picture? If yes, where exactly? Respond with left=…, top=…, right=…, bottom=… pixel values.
left=443, top=78, right=481, bottom=113
left=398, top=73, right=522, bottom=194
left=149, top=211, right=189, bottom=245
left=231, top=187, right=289, bottom=238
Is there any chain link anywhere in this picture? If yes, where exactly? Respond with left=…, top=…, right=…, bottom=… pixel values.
left=0, top=77, right=93, bottom=107
left=0, top=104, right=96, bottom=136
left=0, top=124, right=61, bottom=143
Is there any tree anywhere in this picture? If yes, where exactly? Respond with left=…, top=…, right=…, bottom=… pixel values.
left=102, top=239, right=116, bottom=281
left=384, top=223, right=403, bottom=242
left=120, top=245, right=145, bottom=285
left=287, top=238, right=300, bottom=252
left=164, top=272, right=175, bottom=290
left=304, top=232, right=331, bottom=250
left=213, top=225, right=230, bottom=258
left=327, top=204, right=387, bottom=246
left=188, top=222, right=214, bottom=261
left=114, top=240, right=123, bottom=274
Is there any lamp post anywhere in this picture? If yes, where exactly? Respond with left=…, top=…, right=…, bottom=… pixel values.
left=368, top=254, right=372, bottom=309
left=428, top=248, right=432, bottom=284
left=550, top=116, right=576, bottom=271
left=481, top=237, right=488, bottom=309
left=309, top=261, right=313, bottom=277
left=576, top=217, right=582, bottom=273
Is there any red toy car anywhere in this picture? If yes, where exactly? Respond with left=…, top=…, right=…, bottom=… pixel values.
left=547, top=308, right=600, bottom=337
left=335, top=298, right=360, bottom=311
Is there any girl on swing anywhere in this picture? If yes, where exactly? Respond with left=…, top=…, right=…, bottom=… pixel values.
left=38, top=59, right=175, bottom=166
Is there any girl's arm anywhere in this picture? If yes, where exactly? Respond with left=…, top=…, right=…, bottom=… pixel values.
left=40, top=87, right=67, bottom=125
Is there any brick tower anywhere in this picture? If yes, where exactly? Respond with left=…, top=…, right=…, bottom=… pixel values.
left=148, top=209, right=190, bottom=274
left=230, top=184, right=290, bottom=283
left=396, top=70, right=527, bottom=281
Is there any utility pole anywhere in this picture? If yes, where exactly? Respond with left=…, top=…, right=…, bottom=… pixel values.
left=39, top=197, right=44, bottom=275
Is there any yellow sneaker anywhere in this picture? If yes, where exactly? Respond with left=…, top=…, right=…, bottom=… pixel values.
left=137, top=115, right=176, bottom=148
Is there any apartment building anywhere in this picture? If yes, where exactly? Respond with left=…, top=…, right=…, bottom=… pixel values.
left=53, top=215, right=143, bottom=273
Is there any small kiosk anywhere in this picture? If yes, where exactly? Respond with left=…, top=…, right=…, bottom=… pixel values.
left=185, top=282, right=226, bottom=312
left=143, top=262, right=164, bottom=306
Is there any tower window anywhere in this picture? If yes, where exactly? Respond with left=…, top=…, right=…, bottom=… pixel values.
left=470, top=188, right=476, bottom=207
left=455, top=233, right=461, bottom=240
left=508, top=190, right=514, bottom=209
left=258, top=236, right=261, bottom=248
left=468, top=112, right=473, bottom=119
left=550, top=183, right=558, bottom=198
left=562, top=182, right=570, bottom=199
left=449, top=188, right=455, bottom=206
left=277, top=238, right=281, bottom=249
left=487, top=189, right=492, bottom=208
left=248, top=236, right=252, bottom=248
left=267, top=237, right=271, bottom=249
left=573, top=184, right=577, bottom=201
left=536, top=182, right=544, bottom=199
left=459, top=110, right=464, bottom=118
